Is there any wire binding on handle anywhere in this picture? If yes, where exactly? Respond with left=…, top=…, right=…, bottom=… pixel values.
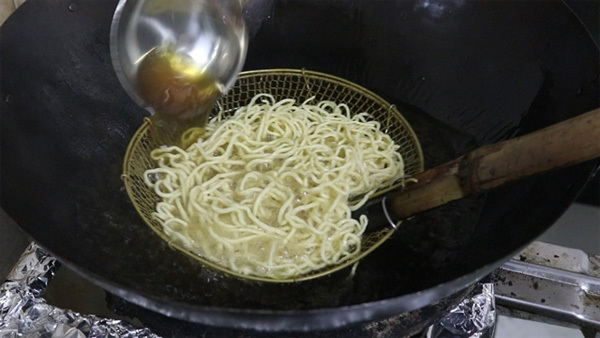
left=381, top=196, right=398, bottom=230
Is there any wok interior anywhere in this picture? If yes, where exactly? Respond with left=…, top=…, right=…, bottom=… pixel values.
left=0, top=0, right=598, bottom=328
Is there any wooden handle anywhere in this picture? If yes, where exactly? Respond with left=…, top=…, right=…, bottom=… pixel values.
left=388, top=108, right=600, bottom=219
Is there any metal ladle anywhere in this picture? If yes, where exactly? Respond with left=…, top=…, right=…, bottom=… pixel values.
left=110, top=0, right=248, bottom=147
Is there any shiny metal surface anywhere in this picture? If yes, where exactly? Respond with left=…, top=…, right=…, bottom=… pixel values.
left=494, top=241, right=600, bottom=331
left=0, top=243, right=160, bottom=337
left=110, top=0, right=248, bottom=112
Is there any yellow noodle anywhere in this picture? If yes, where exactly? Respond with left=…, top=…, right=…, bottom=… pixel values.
left=145, top=94, right=406, bottom=279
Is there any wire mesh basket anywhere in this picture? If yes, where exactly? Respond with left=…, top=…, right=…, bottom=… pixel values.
left=123, top=69, right=424, bottom=282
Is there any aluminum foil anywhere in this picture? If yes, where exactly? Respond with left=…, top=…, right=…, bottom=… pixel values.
left=0, top=243, right=159, bottom=338
left=429, top=283, right=496, bottom=338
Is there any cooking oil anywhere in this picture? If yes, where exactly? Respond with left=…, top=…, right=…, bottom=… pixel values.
left=136, top=46, right=222, bottom=148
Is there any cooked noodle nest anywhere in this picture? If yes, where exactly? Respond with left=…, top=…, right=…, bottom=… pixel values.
left=144, top=94, right=406, bottom=279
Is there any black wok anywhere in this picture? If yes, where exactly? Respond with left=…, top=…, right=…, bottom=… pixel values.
left=1, top=0, right=598, bottom=333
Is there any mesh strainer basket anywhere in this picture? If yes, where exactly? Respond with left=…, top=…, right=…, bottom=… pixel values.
left=123, top=69, right=424, bottom=282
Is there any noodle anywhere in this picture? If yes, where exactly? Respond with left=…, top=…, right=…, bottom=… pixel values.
left=144, top=94, right=406, bottom=279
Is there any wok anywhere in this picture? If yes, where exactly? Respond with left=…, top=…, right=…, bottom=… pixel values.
left=1, top=0, right=598, bottom=333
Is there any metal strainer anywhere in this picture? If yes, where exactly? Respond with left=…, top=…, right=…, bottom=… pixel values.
left=123, top=69, right=424, bottom=282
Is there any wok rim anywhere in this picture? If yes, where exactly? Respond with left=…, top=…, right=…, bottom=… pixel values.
left=44, top=241, right=508, bottom=332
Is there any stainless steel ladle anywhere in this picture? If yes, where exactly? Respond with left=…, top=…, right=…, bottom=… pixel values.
left=110, top=0, right=248, bottom=146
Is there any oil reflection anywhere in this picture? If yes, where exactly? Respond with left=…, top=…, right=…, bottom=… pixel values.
left=414, top=0, right=465, bottom=18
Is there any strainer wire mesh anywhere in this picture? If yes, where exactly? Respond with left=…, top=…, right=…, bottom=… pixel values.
left=123, top=69, right=424, bottom=282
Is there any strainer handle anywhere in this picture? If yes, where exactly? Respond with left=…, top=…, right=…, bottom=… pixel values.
left=385, top=107, right=600, bottom=220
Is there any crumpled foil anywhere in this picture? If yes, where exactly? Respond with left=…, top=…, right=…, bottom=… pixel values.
left=429, top=283, right=496, bottom=338
left=0, top=243, right=159, bottom=338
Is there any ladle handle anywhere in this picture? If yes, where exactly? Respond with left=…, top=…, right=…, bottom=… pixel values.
left=387, top=108, right=600, bottom=219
